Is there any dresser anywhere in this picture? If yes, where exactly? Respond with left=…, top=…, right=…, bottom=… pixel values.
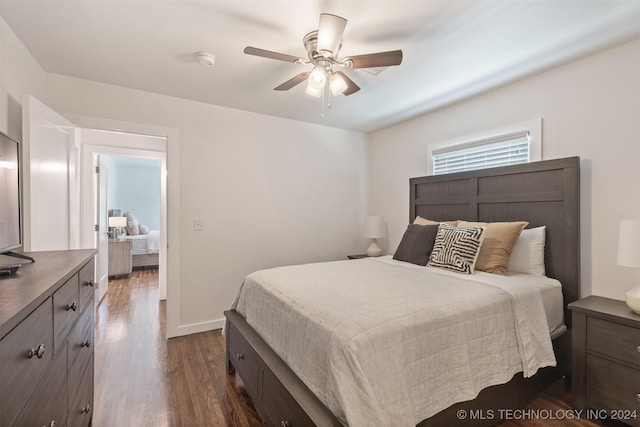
left=569, top=296, right=640, bottom=426
left=108, top=239, right=132, bottom=277
left=0, top=250, right=96, bottom=427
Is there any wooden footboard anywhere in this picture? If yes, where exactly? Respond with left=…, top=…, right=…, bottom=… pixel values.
left=225, top=309, right=570, bottom=427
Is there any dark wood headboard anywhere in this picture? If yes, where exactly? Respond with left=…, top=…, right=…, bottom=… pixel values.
left=410, top=157, right=580, bottom=326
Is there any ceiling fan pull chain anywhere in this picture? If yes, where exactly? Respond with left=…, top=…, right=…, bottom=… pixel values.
left=321, top=86, right=326, bottom=119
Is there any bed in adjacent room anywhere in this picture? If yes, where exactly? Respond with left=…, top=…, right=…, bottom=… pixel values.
left=122, top=212, right=160, bottom=269
left=224, top=157, right=580, bottom=427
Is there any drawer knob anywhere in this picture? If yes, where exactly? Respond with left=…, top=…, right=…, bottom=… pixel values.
left=281, top=421, right=291, bottom=427
left=28, top=344, right=46, bottom=359
left=236, top=353, right=244, bottom=360
left=65, top=302, right=78, bottom=311
left=83, top=280, right=95, bottom=287
left=80, top=404, right=91, bottom=414
left=80, top=340, right=91, bottom=348
left=637, top=393, right=640, bottom=402
left=637, top=345, right=640, bottom=353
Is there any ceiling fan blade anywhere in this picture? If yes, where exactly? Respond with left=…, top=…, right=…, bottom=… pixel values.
left=345, top=50, right=403, bottom=69
left=274, top=72, right=310, bottom=91
left=317, top=13, right=347, bottom=56
left=335, top=71, right=360, bottom=96
left=244, top=46, right=303, bottom=63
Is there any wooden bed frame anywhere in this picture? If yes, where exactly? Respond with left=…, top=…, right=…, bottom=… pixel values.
left=224, top=156, right=580, bottom=426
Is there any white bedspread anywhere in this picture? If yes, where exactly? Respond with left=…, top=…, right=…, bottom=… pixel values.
left=231, top=256, right=556, bottom=427
left=124, top=230, right=159, bottom=254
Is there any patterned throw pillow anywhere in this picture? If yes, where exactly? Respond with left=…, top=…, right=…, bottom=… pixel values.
left=428, top=224, right=485, bottom=274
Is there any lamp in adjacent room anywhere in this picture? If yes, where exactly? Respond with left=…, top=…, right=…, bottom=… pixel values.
left=364, top=216, right=385, bottom=257
left=616, top=219, right=640, bottom=314
left=108, top=216, right=127, bottom=240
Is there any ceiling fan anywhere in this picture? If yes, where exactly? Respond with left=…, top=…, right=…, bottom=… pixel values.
left=244, top=13, right=403, bottom=98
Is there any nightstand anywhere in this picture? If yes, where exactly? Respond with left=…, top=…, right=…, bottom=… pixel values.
left=347, top=254, right=368, bottom=260
left=569, top=296, right=640, bottom=426
left=108, top=239, right=132, bottom=278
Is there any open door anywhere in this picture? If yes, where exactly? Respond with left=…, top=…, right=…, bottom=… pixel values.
left=22, top=95, right=109, bottom=299
left=22, top=95, right=79, bottom=251
left=96, top=156, right=109, bottom=302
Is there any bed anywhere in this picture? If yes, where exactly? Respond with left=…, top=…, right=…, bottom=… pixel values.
left=224, top=156, right=580, bottom=426
left=122, top=230, right=159, bottom=268
left=119, top=209, right=160, bottom=271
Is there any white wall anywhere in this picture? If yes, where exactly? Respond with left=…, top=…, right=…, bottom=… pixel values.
left=0, top=16, right=45, bottom=142
left=44, top=74, right=369, bottom=336
left=369, top=37, right=640, bottom=301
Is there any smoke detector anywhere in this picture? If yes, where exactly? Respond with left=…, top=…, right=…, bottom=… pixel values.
left=195, top=52, right=215, bottom=67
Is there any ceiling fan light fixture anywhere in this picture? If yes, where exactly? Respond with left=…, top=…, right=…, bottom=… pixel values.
left=308, top=66, right=327, bottom=89
left=329, top=72, right=347, bottom=96
left=305, top=84, right=322, bottom=98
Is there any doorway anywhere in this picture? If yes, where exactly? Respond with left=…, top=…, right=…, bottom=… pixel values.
left=80, top=129, right=167, bottom=304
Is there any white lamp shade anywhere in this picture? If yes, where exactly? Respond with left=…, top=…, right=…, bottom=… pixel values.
left=317, top=14, right=347, bottom=56
left=308, top=66, right=327, bottom=90
left=617, top=219, right=640, bottom=268
left=108, top=216, right=127, bottom=228
left=364, top=216, right=385, bottom=239
left=305, top=84, right=322, bottom=98
left=329, top=72, right=347, bottom=96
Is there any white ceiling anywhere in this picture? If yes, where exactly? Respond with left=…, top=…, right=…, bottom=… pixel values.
left=2, top=1, right=640, bottom=133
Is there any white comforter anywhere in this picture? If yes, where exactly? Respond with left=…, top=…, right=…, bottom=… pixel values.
left=231, top=256, right=556, bottom=426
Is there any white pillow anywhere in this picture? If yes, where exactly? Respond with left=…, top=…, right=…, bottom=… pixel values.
left=508, top=226, right=546, bottom=275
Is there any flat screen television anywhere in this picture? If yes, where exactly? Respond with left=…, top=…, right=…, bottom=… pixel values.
left=0, top=131, right=21, bottom=254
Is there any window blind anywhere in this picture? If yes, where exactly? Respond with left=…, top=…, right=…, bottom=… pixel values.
left=432, top=131, right=530, bottom=175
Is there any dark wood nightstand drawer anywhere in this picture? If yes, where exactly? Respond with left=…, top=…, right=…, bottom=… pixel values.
left=587, top=317, right=640, bottom=369
left=587, top=355, right=640, bottom=426
left=262, top=368, right=314, bottom=427
left=227, top=322, right=260, bottom=398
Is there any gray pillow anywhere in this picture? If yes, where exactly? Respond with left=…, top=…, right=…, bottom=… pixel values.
left=393, top=224, right=440, bottom=266
left=123, top=212, right=140, bottom=236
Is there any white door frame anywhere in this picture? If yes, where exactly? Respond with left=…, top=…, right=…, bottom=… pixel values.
left=69, top=115, right=179, bottom=338
left=81, top=140, right=167, bottom=301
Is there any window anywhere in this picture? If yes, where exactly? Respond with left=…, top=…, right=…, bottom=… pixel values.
left=427, top=119, right=542, bottom=176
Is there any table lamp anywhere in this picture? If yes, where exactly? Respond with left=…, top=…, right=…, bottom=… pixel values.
left=109, top=216, right=127, bottom=239
left=616, top=219, right=640, bottom=314
left=364, top=216, right=385, bottom=257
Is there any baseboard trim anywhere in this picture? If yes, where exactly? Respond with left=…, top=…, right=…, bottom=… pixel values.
left=169, top=318, right=224, bottom=338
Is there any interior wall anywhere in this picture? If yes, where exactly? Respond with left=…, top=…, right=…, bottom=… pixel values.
left=0, top=16, right=45, bottom=142
left=369, top=37, right=640, bottom=301
left=108, top=157, right=161, bottom=230
left=44, top=73, right=369, bottom=334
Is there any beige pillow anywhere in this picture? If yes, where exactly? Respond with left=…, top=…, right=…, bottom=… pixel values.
left=413, top=216, right=457, bottom=226
left=457, top=220, right=528, bottom=275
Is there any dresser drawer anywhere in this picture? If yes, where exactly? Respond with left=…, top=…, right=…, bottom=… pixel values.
left=587, top=355, right=640, bottom=426
left=68, top=304, right=94, bottom=403
left=54, top=274, right=80, bottom=352
left=587, top=317, right=640, bottom=369
left=78, top=259, right=95, bottom=313
left=68, top=363, right=94, bottom=427
left=227, top=322, right=260, bottom=398
left=0, top=298, right=53, bottom=427
left=262, top=368, right=314, bottom=427
left=13, top=344, right=68, bottom=427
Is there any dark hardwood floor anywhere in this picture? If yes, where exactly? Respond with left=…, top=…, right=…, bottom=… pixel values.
left=95, top=270, right=604, bottom=427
